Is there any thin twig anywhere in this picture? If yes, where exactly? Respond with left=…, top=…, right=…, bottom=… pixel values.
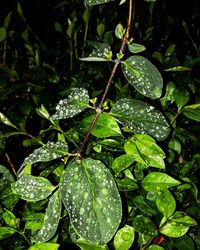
left=78, top=0, right=133, bottom=158
left=5, top=153, right=17, bottom=177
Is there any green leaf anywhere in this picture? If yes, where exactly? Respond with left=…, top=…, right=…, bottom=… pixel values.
left=182, top=104, right=200, bottom=122
left=0, top=112, right=18, bottom=129
left=76, top=238, right=109, bottom=250
left=11, top=175, right=54, bottom=201
left=33, top=190, right=61, bottom=242
left=116, top=176, right=138, bottom=191
left=146, top=245, right=165, bottom=250
left=156, top=190, right=176, bottom=218
left=2, top=209, right=20, bottom=228
left=0, top=165, right=15, bottom=192
left=28, top=243, right=60, bottom=250
left=115, top=23, right=125, bottom=39
left=173, top=235, right=195, bottom=250
left=114, top=225, right=135, bottom=250
left=128, top=43, right=146, bottom=54
left=111, top=98, right=170, bottom=141
left=133, top=195, right=156, bottom=215
left=111, top=154, right=135, bottom=173
left=0, top=27, right=7, bottom=42
left=124, top=134, right=165, bottom=169
left=173, top=88, right=190, bottom=110
left=0, top=227, right=17, bottom=240
left=142, top=172, right=181, bottom=192
left=60, top=158, right=122, bottom=244
left=122, top=56, right=163, bottom=99
left=133, top=215, right=157, bottom=238
left=36, top=105, right=52, bottom=121
left=4, top=11, right=12, bottom=28
left=80, top=43, right=112, bottom=61
left=52, top=88, right=89, bottom=119
left=160, top=212, right=197, bottom=237
left=168, top=138, right=181, bottom=154
left=84, top=0, right=115, bottom=6
left=81, top=113, right=122, bottom=138
left=22, top=141, right=68, bottom=167
left=165, top=66, right=192, bottom=71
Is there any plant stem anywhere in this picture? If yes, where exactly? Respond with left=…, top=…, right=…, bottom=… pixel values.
left=78, top=0, right=133, bottom=158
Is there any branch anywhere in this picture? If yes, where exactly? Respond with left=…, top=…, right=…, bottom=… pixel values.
left=78, top=0, right=133, bottom=158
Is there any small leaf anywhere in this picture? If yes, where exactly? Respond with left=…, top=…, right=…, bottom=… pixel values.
left=36, top=105, right=51, bottom=121
left=111, top=98, right=170, bottom=141
left=182, top=104, right=200, bottom=122
left=142, top=172, right=181, bottom=192
left=114, top=225, right=135, bottom=250
left=0, top=165, right=15, bottom=192
left=116, top=176, right=138, bottom=191
left=168, top=138, right=181, bottom=154
left=0, top=227, right=17, bottom=240
left=0, top=112, right=18, bottom=129
left=133, top=195, right=156, bottom=215
left=52, top=88, right=89, bottom=119
left=84, top=0, right=115, bottom=6
left=173, top=88, right=190, bottom=110
left=128, top=43, right=146, bottom=54
left=122, top=56, right=163, bottom=99
left=4, top=11, right=12, bottom=28
left=80, top=43, right=112, bottom=61
left=76, top=238, right=109, bottom=250
left=60, top=158, right=122, bottom=244
left=133, top=215, right=157, bottom=237
left=156, top=190, right=176, bottom=218
left=146, top=245, right=165, bottom=250
left=81, top=113, right=122, bottom=138
left=28, top=243, right=60, bottom=250
left=115, top=23, right=125, bottom=39
left=11, top=175, right=54, bottom=201
left=0, top=27, right=7, bottom=42
left=111, top=154, right=135, bottom=173
left=165, top=66, right=192, bottom=71
left=160, top=212, right=197, bottom=237
left=33, top=190, right=62, bottom=242
left=2, top=209, right=20, bottom=228
left=22, top=141, right=68, bottom=167
left=124, top=134, right=165, bottom=169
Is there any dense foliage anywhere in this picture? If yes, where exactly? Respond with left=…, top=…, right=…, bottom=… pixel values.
left=0, top=0, right=200, bottom=249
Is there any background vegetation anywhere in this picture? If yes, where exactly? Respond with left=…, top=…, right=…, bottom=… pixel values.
left=0, top=0, right=200, bottom=249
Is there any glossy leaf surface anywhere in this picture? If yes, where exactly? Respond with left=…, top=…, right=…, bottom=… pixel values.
left=11, top=175, right=54, bottom=201
left=114, top=225, right=135, bottom=250
left=133, top=215, right=157, bottom=238
left=124, top=134, right=165, bottom=169
left=33, top=190, right=61, bottom=242
left=111, top=98, right=170, bottom=141
left=156, top=190, right=176, bottom=218
left=52, top=88, right=89, bottom=119
left=84, top=0, right=115, bottom=6
left=111, top=154, right=135, bottom=173
left=28, top=243, right=60, bottom=250
left=22, top=141, right=68, bottom=166
left=60, top=158, right=122, bottom=244
left=142, top=172, right=181, bottom=192
left=122, top=55, right=163, bottom=99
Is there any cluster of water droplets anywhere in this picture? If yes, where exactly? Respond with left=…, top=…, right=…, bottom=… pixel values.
left=52, top=88, right=89, bottom=120
left=85, top=0, right=112, bottom=5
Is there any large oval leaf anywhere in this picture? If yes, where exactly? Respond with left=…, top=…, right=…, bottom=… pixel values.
left=33, top=190, right=62, bottom=242
left=22, top=141, right=68, bottom=167
left=81, top=113, right=122, bottom=138
left=60, top=158, right=122, bottom=244
left=11, top=175, right=54, bottom=201
left=142, top=172, right=181, bottom=192
left=111, top=98, right=170, bottom=141
left=156, top=190, right=176, bottom=218
left=51, top=88, right=89, bottom=119
left=121, top=55, right=163, bottom=99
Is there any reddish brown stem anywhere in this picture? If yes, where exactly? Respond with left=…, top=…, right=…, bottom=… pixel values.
left=78, top=0, right=133, bottom=158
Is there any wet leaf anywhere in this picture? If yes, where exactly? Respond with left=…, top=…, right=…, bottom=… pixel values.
left=111, top=154, right=135, bottom=173
left=122, top=56, right=163, bottom=99
left=165, top=66, right=192, bottom=71
left=124, top=134, right=165, bottom=169
left=76, top=238, right=109, bottom=250
left=146, top=245, right=165, bottom=250
left=81, top=113, right=122, bottom=138
left=133, top=215, right=157, bottom=238
left=84, top=0, right=115, bottom=6
left=52, top=88, right=89, bottom=119
left=142, top=172, right=181, bottom=192
left=2, top=209, right=20, bottom=228
left=60, top=158, right=122, bottom=244
left=114, top=225, right=135, bottom=250
left=111, top=98, right=170, bottom=141
left=22, top=141, right=68, bottom=167
left=0, top=165, right=15, bottom=192
left=0, top=112, right=18, bottom=129
left=33, top=190, right=61, bottom=242
left=80, top=43, right=112, bottom=61
left=173, top=88, right=190, bottom=110
left=115, top=23, right=125, bottom=39
left=160, top=212, right=197, bottom=237
left=11, top=175, right=54, bottom=201
left=128, top=43, right=146, bottom=54
left=133, top=195, right=156, bottom=215
left=156, top=190, right=176, bottom=218
left=182, top=104, right=200, bottom=122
